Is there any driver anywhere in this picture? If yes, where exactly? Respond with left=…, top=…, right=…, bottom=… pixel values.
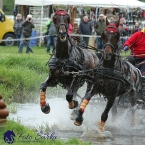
left=123, top=28, right=145, bottom=75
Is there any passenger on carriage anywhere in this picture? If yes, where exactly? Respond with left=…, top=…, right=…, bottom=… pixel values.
left=123, top=28, right=145, bottom=75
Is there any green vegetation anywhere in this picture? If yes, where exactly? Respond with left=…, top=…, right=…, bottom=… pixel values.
left=0, top=120, right=91, bottom=145
left=0, top=46, right=51, bottom=104
left=0, top=46, right=130, bottom=105
left=3, top=0, right=15, bottom=14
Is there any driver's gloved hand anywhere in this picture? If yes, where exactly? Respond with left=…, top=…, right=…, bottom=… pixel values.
left=123, top=46, right=129, bottom=51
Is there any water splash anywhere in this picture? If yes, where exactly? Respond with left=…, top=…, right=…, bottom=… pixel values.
left=8, top=83, right=145, bottom=140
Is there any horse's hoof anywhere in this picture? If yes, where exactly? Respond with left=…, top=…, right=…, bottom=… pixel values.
left=74, top=116, right=83, bottom=126
left=41, top=103, right=50, bottom=114
left=69, top=100, right=78, bottom=109
left=99, top=121, right=105, bottom=132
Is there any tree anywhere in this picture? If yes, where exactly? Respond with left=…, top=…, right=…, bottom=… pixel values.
left=3, top=0, right=14, bottom=12
left=139, top=0, right=145, bottom=2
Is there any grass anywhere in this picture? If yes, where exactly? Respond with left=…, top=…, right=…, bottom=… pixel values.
left=0, top=45, right=53, bottom=104
left=0, top=120, right=91, bottom=145
left=0, top=45, right=130, bottom=105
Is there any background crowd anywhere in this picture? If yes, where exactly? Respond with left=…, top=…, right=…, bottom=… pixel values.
left=13, top=6, right=145, bottom=54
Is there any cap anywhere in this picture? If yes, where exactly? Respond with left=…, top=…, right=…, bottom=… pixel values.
left=27, top=14, right=32, bottom=18
left=99, top=14, right=104, bottom=17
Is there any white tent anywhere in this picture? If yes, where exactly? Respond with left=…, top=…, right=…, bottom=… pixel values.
left=15, top=0, right=145, bottom=8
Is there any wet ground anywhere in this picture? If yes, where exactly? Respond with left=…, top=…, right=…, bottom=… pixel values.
left=8, top=96, right=145, bottom=145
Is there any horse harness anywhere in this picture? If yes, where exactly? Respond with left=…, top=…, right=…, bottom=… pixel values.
left=53, top=10, right=70, bottom=34
left=49, top=10, right=86, bottom=72
left=84, top=22, right=133, bottom=93
left=103, top=22, right=119, bottom=52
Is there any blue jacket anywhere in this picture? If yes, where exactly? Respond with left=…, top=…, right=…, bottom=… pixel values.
left=78, top=21, right=92, bottom=35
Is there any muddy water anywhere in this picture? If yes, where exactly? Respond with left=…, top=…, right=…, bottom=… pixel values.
left=8, top=84, right=145, bottom=145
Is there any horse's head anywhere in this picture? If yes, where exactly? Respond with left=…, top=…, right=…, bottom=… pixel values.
left=53, top=5, right=70, bottom=42
left=101, top=20, right=120, bottom=60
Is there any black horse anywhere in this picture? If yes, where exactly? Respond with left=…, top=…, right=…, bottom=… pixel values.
left=74, top=20, right=143, bottom=131
left=39, top=6, right=99, bottom=115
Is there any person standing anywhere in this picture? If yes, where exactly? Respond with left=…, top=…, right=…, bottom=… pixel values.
left=118, top=17, right=128, bottom=48
left=78, top=15, right=92, bottom=47
left=94, top=14, right=109, bottom=50
left=13, top=13, right=24, bottom=47
left=131, top=22, right=141, bottom=35
left=18, top=14, right=35, bottom=53
left=46, top=14, right=57, bottom=53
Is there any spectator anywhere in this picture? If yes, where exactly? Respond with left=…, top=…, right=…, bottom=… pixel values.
left=13, top=13, right=24, bottom=47
left=131, top=22, right=141, bottom=35
left=118, top=17, right=128, bottom=48
left=68, top=23, right=73, bottom=35
left=78, top=15, right=92, bottom=47
left=119, top=17, right=128, bottom=37
left=94, top=14, right=109, bottom=50
left=46, top=14, right=57, bottom=54
left=18, top=14, right=35, bottom=53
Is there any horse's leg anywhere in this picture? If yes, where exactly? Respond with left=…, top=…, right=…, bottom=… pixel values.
left=70, top=83, right=91, bottom=120
left=70, top=92, right=79, bottom=120
left=74, top=83, right=95, bottom=126
left=111, top=98, right=118, bottom=122
left=66, top=78, right=80, bottom=109
left=40, top=74, right=58, bottom=114
left=66, top=91, right=79, bottom=109
left=99, top=97, right=116, bottom=131
left=128, top=90, right=137, bottom=126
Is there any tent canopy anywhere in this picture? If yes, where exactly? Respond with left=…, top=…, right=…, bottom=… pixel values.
left=15, top=0, right=145, bottom=8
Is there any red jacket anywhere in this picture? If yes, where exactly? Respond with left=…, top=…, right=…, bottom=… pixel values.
left=124, top=31, right=145, bottom=58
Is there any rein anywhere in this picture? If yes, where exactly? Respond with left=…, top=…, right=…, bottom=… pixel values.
left=68, top=36, right=85, bottom=70
left=51, top=9, right=86, bottom=71
left=71, top=36, right=121, bottom=58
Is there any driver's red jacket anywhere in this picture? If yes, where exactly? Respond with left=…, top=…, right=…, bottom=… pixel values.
left=124, top=31, right=145, bottom=58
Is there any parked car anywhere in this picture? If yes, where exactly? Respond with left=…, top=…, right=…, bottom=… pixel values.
left=0, top=9, right=16, bottom=46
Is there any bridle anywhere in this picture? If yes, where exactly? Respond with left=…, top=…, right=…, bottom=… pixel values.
left=103, top=23, right=120, bottom=53
left=53, top=10, right=70, bottom=34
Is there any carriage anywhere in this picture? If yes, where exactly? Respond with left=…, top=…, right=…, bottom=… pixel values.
left=39, top=6, right=145, bottom=132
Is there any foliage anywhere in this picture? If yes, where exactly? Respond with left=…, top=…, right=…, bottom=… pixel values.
left=0, top=46, right=50, bottom=104
left=0, top=120, right=91, bottom=145
left=3, top=0, right=15, bottom=12
left=139, top=0, right=145, bottom=2
left=0, top=45, right=130, bottom=104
